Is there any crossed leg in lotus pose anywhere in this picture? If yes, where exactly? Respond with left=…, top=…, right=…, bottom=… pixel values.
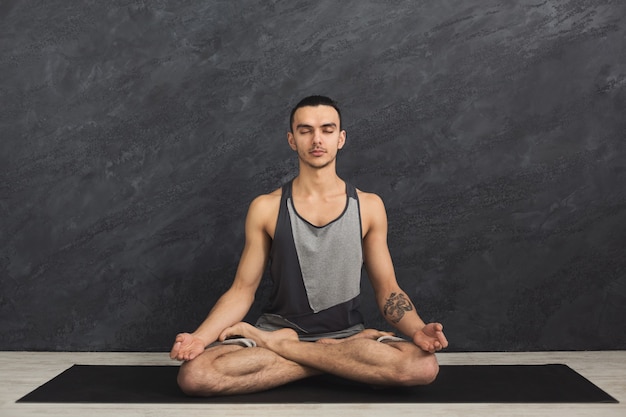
left=177, top=322, right=440, bottom=396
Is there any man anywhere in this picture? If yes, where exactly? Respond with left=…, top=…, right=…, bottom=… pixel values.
left=170, top=95, right=448, bottom=396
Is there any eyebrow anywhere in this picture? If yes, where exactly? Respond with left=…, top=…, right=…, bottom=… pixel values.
left=295, top=122, right=337, bottom=130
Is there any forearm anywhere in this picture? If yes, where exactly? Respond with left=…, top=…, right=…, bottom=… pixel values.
left=379, top=290, right=426, bottom=339
left=191, top=288, right=255, bottom=346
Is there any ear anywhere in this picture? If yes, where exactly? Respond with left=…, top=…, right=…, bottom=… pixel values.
left=287, top=131, right=297, bottom=151
left=337, top=130, right=347, bottom=150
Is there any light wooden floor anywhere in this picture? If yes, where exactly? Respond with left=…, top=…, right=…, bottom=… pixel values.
left=0, top=351, right=623, bottom=417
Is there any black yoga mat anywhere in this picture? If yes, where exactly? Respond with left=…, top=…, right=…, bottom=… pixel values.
left=17, top=364, right=617, bottom=404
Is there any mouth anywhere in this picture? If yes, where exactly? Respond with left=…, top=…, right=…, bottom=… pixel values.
left=309, top=148, right=326, bottom=156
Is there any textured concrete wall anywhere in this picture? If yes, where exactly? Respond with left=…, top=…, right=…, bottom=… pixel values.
left=1, top=0, right=625, bottom=351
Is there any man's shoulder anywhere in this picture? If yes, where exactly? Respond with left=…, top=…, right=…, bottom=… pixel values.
left=355, top=188, right=387, bottom=231
left=356, top=188, right=385, bottom=208
left=248, top=187, right=282, bottom=213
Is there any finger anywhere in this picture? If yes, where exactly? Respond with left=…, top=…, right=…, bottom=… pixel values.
left=169, top=342, right=181, bottom=359
left=421, top=341, right=436, bottom=354
left=438, top=331, right=449, bottom=348
left=425, top=323, right=441, bottom=337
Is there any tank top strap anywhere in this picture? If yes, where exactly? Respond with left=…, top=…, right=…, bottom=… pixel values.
left=281, top=179, right=294, bottom=203
left=345, top=181, right=358, bottom=199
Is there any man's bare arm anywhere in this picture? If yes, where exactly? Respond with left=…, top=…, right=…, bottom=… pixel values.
left=360, top=191, right=447, bottom=351
left=170, top=195, right=273, bottom=361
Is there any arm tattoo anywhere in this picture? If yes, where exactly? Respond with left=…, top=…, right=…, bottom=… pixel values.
left=383, top=292, right=414, bottom=324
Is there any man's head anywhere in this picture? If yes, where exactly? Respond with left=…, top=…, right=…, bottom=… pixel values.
left=287, top=95, right=346, bottom=170
left=289, top=95, right=342, bottom=133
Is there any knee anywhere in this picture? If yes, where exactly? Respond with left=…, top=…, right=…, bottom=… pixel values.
left=399, top=352, right=440, bottom=386
left=418, top=354, right=440, bottom=384
left=177, top=360, right=221, bottom=397
left=177, top=361, right=203, bottom=396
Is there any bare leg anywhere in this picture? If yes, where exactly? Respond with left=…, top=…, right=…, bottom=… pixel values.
left=177, top=343, right=320, bottom=396
left=222, top=323, right=440, bottom=387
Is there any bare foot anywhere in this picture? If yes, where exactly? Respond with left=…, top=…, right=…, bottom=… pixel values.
left=316, top=329, right=395, bottom=345
left=351, top=329, right=395, bottom=340
left=220, top=322, right=299, bottom=350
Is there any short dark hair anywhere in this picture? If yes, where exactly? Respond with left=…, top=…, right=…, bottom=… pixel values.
left=289, top=95, right=342, bottom=132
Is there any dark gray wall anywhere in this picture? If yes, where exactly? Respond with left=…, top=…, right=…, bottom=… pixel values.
left=1, top=0, right=625, bottom=352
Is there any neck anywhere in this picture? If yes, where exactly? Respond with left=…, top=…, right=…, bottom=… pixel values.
left=293, top=165, right=343, bottom=197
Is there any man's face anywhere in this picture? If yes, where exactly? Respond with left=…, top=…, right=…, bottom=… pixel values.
left=287, top=105, right=346, bottom=170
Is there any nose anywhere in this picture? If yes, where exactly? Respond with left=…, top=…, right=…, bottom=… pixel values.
left=312, top=128, right=322, bottom=144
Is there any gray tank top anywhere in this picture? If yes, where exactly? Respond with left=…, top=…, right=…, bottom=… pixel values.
left=257, top=179, right=365, bottom=338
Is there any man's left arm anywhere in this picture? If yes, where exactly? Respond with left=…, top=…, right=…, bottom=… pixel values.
left=360, top=192, right=448, bottom=353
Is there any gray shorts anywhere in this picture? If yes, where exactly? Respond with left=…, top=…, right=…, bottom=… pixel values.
left=215, top=314, right=406, bottom=348
left=255, top=313, right=401, bottom=342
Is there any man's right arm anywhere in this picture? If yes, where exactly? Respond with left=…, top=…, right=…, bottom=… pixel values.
left=170, top=195, right=274, bottom=361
